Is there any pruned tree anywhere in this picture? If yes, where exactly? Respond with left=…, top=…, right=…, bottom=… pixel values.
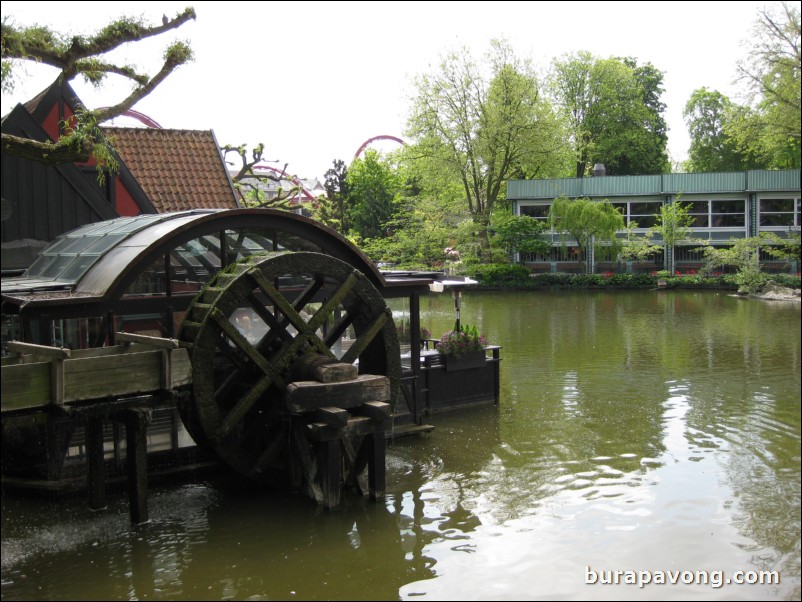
left=222, top=143, right=301, bottom=210
left=1, top=7, right=196, bottom=165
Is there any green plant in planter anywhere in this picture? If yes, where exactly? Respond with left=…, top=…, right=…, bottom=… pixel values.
left=436, top=324, right=487, bottom=359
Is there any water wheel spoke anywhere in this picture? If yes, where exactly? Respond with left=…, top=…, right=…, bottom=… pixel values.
left=214, top=367, right=246, bottom=400
left=210, top=308, right=272, bottom=375
left=292, top=277, right=325, bottom=310
left=305, top=272, right=360, bottom=333
left=325, top=312, right=356, bottom=348
left=341, top=310, right=390, bottom=364
left=245, top=292, right=295, bottom=345
left=215, top=373, right=274, bottom=441
left=248, top=269, right=309, bottom=334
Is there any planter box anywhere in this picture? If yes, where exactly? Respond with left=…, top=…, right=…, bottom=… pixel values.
left=443, top=352, right=487, bottom=372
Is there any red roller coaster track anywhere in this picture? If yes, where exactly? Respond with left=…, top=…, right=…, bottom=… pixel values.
left=353, top=135, right=405, bottom=160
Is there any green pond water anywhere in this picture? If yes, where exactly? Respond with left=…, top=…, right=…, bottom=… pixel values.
left=2, top=289, right=800, bottom=600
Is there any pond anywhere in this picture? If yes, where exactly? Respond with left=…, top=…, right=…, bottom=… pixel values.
left=1, top=290, right=800, bottom=600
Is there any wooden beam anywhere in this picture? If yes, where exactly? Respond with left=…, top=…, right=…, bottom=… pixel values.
left=116, top=332, right=179, bottom=349
left=6, top=341, right=71, bottom=358
left=284, top=374, right=390, bottom=413
left=315, top=407, right=349, bottom=429
left=355, top=401, right=391, bottom=421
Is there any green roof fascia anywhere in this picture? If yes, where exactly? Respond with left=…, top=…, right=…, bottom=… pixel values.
left=508, top=169, right=800, bottom=200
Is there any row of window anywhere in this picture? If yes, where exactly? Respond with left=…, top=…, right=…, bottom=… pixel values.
left=519, top=197, right=801, bottom=229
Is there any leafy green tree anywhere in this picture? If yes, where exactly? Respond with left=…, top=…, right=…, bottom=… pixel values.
left=547, top=197, right=625, bottom=273
left=697, top=237, right=768, bottom=293
left=491, top=212, right=550, bottom=263
left=619, top=222, right=661, bottom=264
left=347, top=150, right=401, bottom=240
left=683, top=88, right=755, bottom=172
left=648, top=200, right=696, bottom=274
left=733, top=1, right=801, bottom=168
left=549, top=52, right=669, bottom=177
left=1, top=8, right=196, bottom=165
left=407, top=39, right=563, bottom=256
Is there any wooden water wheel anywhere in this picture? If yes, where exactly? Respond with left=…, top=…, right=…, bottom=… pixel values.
left=177, top=252, right=400, bottom=488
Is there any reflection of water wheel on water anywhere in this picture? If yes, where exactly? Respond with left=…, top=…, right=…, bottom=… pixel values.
left=177, top=251, right=401, bottom=492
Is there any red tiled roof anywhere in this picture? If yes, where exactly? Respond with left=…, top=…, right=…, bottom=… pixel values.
left=102, top=128, right=239, bottom=212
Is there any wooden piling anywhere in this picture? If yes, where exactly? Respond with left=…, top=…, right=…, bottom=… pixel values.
left=85, top=415, right=107, bottom=511
left=124, top=409, right=150, bottom=524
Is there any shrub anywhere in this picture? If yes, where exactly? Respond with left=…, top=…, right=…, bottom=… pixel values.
left=436, top=324, right=487, bottom=358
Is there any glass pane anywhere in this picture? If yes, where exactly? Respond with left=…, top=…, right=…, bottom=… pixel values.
left=39, top=255, right=76, bottom=280
left=224, top=228, right=277, bottom=264
left=629, top=215, right=656, bottom=228
left=124, top=256, right=166, bottom=296
left=610, top=203, right=627, bottom=216
left=687, top=201, right=709, bottom=214
left=25, top=254, right=56, bottom=278
left=521, top=205, right=550, bottom=219
left=711, top=214, right=745, bottom=227
left=711, top=200, right=744, bottom=214
left=83, top=233, right=128, bottom=254
left=630, top=202, right=661, bottom=215
left=170, top=247, right=214, bottom=292
left=760, top=198, right=794, bottom=212
left=60, top=255, right=102, bottom=282
left=691, top=215, right=709, bottom=227
left=760, top=213, right=794, bottom=226
left=108, top=215, right=162, bottom=234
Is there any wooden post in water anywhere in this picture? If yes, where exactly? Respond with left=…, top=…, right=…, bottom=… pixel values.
left=124, top=408, right=150, bottom=524
left=85, top=415, right=107, bottom=511
left=366, top=431, right=386, bottom=501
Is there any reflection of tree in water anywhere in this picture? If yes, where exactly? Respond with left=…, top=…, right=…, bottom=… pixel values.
left=677, top=299, right=801, bottom=598
left=483, top=292, right=668, bottom=495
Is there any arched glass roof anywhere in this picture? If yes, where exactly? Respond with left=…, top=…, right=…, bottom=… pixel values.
left=25, top=212, right=208, bottom=285
left=3, top=209, right=431, bottom=305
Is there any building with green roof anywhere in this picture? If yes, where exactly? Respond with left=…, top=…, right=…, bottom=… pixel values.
left=507, top=169, right=800, bottom=274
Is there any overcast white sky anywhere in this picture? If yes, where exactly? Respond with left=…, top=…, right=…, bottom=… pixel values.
left=1, top=1, right=792, bottom=178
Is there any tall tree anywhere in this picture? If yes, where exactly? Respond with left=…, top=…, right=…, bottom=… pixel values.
left=734, top=0, right=801, bottom=167
left=407, top=39, right=562, bottom=256
left=316, top=159, right=352, bottom=236
left=347, top=150, right=400, bottom=240
left=683, top=88, right=755, bottom=172
left=547, top=197, right=625, bottom=273
left=549, top=52, right=670, bottom=177
left=1, top=8, right=196, bottom=165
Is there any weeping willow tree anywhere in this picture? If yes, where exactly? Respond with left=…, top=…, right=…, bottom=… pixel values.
left=547, top=197, right=625, bottom=273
